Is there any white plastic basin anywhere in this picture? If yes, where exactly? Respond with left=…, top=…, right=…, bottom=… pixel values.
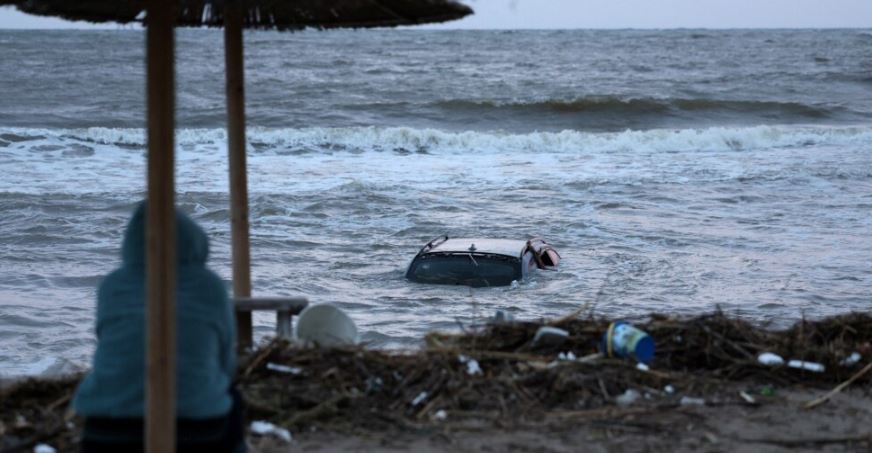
left=295, top=303, right=358, bottom=347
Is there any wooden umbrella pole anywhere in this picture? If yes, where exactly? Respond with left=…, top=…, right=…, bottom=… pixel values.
left=225, top=1, right=253, bottom=349
left=145, top=0, right=177, bottom=451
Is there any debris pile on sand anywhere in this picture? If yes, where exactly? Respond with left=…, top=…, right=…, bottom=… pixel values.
left=2, top=311, right=871, bottom=451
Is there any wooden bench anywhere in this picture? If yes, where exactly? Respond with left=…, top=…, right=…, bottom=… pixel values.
left=234, top=297, right=309, bottom=340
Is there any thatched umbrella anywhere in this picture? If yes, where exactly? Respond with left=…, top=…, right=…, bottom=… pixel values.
left=14, top=0, right=472, bottom=28
left=6, top=1, right=472, bottom=451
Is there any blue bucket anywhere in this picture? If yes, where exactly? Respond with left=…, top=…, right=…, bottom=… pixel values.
left=601, top=321, right=655, bottom=364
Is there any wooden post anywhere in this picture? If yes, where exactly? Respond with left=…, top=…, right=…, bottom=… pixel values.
left=225, top=2, right=253, bottom=349
left=145, top=0, right=176, bottom=451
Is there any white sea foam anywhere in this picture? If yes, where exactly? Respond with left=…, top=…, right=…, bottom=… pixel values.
left=3, top=124, right=872, bottom=156
left=0, top=356, right=83, bottom=380
left=3, top=124, right=871, bottom=195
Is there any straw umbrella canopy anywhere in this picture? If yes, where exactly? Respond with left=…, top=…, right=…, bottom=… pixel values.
left=10, top=0, right=472, bottom=28
left=8, top=0, right=474, bottom=39
left=6, top=1, right=472, bottom=451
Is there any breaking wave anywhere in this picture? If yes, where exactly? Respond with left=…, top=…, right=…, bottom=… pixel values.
left=2, top=124, right=872, bottom=156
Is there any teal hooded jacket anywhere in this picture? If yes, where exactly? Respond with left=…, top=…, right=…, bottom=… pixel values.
left=74, top=203, right=236, bottom=418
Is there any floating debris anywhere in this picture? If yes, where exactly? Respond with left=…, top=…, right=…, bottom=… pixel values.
left=490, top=310, right=515, bottom=324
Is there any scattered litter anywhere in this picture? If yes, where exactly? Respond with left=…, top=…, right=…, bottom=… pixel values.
left=458, top=354, right=482, bottom=375
left=6, top=311, right=872, bottom=447
left=532, top=326, right=569, bottom=348
left=33, top=445, right=56, bottom=453
left=840, top=352, right=861, bottom=367
left=365, top=376, right=384, bottom=392
left=787, top=360, right=825, bottom=373
left=805, top=361, right=872, bottom=409
left=557, top=351, right=577, bottom=361
left=615, top=389, right=640, bottom=407
left=600, top=321, right=655, bottom=364
left=296, top=304, right=358, bottom=346
left=411, top=391, right=428, bottom=407
left=739, top=391, right=756, bottom=405
left=491, top=310, right=515, bottom=323
left=266, top=362, right=303, bottom=375
left=466, top=359, right=482, bottom=376
left=636, top=362, right=650, bottom=371
left=757, top=352, right=784, bottom=366
left=577, top=352, right=603, bottom=363
left=680, top=396, right=706, bottom=406
left=432, top=409, right=448, bottom=421
left=14, top=415, right=29, bottom=429
left=250, top=421, right=292, bottom=443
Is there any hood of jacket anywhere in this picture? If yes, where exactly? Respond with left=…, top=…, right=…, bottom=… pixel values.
left=121, top=202, right=209, bottom=268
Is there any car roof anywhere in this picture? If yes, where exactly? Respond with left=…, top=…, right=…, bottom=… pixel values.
left=426, top=238, right=527, bottom=258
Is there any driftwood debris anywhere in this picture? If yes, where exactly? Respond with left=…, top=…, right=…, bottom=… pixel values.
left=2, top=311, right=871, bottom=451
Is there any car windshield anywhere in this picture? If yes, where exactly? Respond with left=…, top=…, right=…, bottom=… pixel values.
left=407, top=253, right=521, bottom=287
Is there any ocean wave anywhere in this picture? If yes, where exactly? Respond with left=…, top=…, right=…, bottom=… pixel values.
left=2, top=125, right=871, bottom=157
left=432, top=97, right=839, bottom=119
left=6, top=126, right=872, bottom=155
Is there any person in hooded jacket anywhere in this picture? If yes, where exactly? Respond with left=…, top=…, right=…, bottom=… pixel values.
left=73, top=202, right=245, bottom=452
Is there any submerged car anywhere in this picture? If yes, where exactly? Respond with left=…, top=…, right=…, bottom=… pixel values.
left=405, top=236, right=560, bottom=287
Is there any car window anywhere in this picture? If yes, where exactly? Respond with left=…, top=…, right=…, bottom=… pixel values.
left=408, top=253, right=521, bottom=287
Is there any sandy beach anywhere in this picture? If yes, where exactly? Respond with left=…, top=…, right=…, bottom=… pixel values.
left=276, top=387, right=872, bottom=452
left=4, top=376, right=871, bottom=452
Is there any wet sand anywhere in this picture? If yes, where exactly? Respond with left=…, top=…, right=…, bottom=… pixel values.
left=251, top=386, right=872, bottom=452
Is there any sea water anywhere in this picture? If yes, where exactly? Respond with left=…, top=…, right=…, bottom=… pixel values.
left=1, top=29, right=871, bottom=376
